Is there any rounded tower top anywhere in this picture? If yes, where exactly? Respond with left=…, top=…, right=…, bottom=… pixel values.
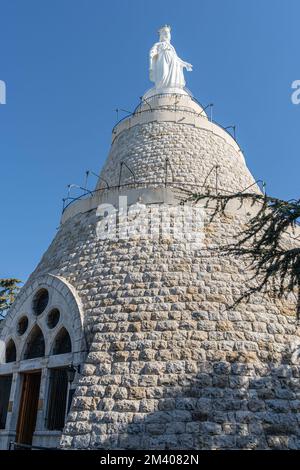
left=62, top=27, right=260, bottom=223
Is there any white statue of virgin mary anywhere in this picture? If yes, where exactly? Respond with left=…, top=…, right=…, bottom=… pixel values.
left=148, top=25, right=193, bottom=95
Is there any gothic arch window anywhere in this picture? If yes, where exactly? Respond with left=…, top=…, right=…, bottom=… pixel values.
left=5, top=339, right=16, bottom=363
left=32, top=288, right=49, bottom=316
left=23, top=325, right=45, bottom=360
left=46, top=308, right=60, bottom=329
left=52, top=327, right=72, bottom=355
left=17, top=316, right=29, bottom=336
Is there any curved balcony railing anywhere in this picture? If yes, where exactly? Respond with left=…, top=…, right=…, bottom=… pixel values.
left=62, top=176, right=265, bottom=214
left=112, top=93, right=237, bottom=144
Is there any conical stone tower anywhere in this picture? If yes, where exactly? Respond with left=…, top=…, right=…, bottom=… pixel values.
left=1, top=27, right=300, bottom=451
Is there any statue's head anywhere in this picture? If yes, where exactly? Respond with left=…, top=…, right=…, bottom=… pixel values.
left=158, top=25, right=171, bottom=42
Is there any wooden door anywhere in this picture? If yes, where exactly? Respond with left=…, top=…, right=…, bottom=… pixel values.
left=16, top=372, right=41, bottom=445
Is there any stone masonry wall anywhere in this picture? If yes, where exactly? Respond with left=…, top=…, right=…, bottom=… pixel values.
left=99, top=121, right=257, bottom=195
left=26, top=201, right=300, bottom=450
left=21, top=113, right=300, bottom=449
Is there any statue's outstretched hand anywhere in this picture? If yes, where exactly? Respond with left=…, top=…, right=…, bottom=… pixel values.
left=184, top=62, right=193, bottom=72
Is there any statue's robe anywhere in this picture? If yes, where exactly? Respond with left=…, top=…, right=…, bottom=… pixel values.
left=150, top=41, right=186, bottom=90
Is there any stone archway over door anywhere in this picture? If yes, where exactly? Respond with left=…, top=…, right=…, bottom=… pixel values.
left=0, top=274, right=86, bottom=450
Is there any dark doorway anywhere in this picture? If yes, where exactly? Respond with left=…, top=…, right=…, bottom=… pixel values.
left=0, top=375, right=13, bottom=429
left=16, top=372, right=41, bottom=445
left=46, top=368, right=68, bottom=431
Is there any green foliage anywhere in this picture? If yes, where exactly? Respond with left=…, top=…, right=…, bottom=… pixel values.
left=0, top=278, right=22, bottom=319
left=191, top=191, right=300, bottom=317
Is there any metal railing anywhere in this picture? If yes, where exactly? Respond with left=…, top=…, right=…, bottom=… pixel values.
left=112, top=93, right=237, bottom=144
left=62, top=91, right=253, bottom=214
left=62, top=176, right=264, bottom=215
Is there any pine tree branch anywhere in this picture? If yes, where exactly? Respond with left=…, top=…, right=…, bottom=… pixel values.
left=188, top=191, right=300, bottom=317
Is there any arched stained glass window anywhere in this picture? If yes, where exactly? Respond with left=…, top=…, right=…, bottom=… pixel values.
left=23, top=326, right=45, bottom=360
left=5, top=339, right=16, bottom=363
left=52, top=328, right=72, bottom=355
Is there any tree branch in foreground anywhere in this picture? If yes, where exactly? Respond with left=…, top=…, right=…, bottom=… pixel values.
left=190, top=191, right=300, bottom=318
left=0, top=278, right=22, bottom=320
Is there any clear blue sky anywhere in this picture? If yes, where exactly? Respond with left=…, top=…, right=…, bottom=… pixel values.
left=1, top=0, right=299, bottom=282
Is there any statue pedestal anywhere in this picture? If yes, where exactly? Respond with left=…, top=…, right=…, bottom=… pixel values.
left=136, top=88, right=207, bottom=118
left=143, top=87, right=191, bottom=100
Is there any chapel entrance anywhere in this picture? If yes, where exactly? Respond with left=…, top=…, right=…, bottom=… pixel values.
left=16, top=371, right=41, bottom=446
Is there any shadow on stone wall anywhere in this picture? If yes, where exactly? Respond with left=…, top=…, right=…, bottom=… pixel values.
left=65, top=351, right=300, bottom=450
